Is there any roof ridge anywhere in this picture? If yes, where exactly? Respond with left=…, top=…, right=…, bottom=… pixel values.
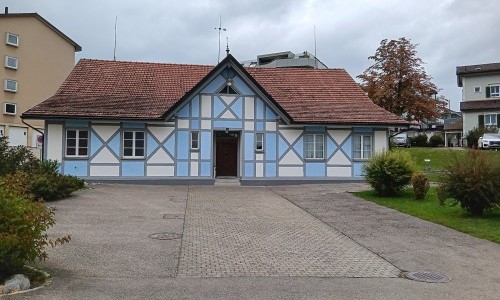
left=78, top=58, right=215, bottom=68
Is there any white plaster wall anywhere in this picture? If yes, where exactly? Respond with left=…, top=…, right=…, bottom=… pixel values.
left=47, top=124, right=63, bottom=161
left=462, top=74, right=500, bottom=101
left=244, top=97, right=254, bottom=119
left=327, top=167, right=351, bottom=177
left=147, top=166, right=174, bottom=176
left=190, top=162, right=199, bottom=176
left=256, top=163, right=264, bottom=177
left=463, top=110, right=500, bottom=134
left=279, top=166, right=303, bottom=177
left=90, top=166, right=119, bottom=176
left=374, top=131, right=387, bottom=153
left=201, top=95, right=211, bottom=118
left=92, top=125, right=119, bottom=142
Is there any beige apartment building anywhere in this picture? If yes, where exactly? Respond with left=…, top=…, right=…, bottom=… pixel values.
left=1, top=10, right=81, bottom=151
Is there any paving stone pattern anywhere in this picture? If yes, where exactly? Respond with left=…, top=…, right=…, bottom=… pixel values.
left=178, top=186, right=400, bottom=278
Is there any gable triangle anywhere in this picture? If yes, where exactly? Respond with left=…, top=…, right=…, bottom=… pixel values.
left=280, top=150, right=302, bottom=165
left=220, top=110, right=236, bottom=119
left=329, top=150, right=350, bottom=165
left=92, top=147, right=119, bottom=164
left=148, top=148, right=173, bottom=164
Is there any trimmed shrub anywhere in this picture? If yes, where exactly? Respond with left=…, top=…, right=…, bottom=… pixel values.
left=28, top=174, right=84, bottom=202
left=364, top=150, right=416, bottom=196
left=411, top=172, right=430, bottom=200
left=428, top=134, right=444, bottom=147
left=410, top=134, right=428, bottom=147
left=0, top=188, right=70, bottom=278
left=439, top=150, right=500, bottom=216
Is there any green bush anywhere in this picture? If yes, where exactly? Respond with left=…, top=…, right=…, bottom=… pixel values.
left=364, top=150, right=416, bottom=196
left=0, top=188, right=70, bottom=278
left=465, top=126, right=498, bottom=148
left=439, top=150, right=500, bottom=216
left=428, top=134, right=444, bottom=147
left=410, top=134, right=428, bottom=147
left=28, top=174, right=84, bottom=201
left=0, top=137, right=40, bottom=176
left=411, top=172, right=430, bottom=200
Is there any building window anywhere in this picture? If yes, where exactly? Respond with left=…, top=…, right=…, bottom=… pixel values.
left=4, top=79, right=17, bottom=92
left=353, top=134, right=372, bottom=160
left=4, top=56, right=18, bottom=69
left=66, top=130, right=88, bottom=157
left=6, top=33, right=19, bottom=47
left=123, top=131, right=145, bottom=158
left=305, top=134, right=324, bottom=159
left=3, top=102, right=16, bottom=115
left=255, top=132, right=264, bottom=151
left=191, top=131, right=199, bottom=150
left=485, top=114, right=497, bottom=127
left=474, top=86, right=481, bottom=93
left=490, top=86, right=500, bottom=97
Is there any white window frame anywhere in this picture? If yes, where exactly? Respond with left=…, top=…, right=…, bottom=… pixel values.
left=304, top=133, right=325, bottom=160
left=65, top=129, right=89, bottom=157
left=6, top=32, right=19, bottom=47
left=474, top=86, right=481, bottom=93
left=353, top=134, right=373, bottom=160
left=190, top=131, right=199, bottom=150
left=255, top=132, right=264, bottom=152
left=490, top=85, right=500, bottom=97
left=3, top=102, right=16, bottom=115
left=123, top=130, right=145, bottom=158
left=484, top=114, right=497, bottom=127
left=4, top=79, right=17, bottom=92
left=4, top=56, right=18, bottom=69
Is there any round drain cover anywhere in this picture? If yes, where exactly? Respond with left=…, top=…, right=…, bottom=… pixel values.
left=405, top=270, right=449, bottom=283
left=148, top=232, right=182, bottom=240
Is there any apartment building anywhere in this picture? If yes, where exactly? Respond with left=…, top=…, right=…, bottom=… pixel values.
left=1, top=9, right=81, bottom=150
left=457, top=62, right=500, bottom=134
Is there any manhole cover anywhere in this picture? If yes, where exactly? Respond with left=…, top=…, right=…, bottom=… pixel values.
left=163, top=214, right=184, bottom=219
left=405, top=270, right=450, bottom=283
left=148, top=232, right=182, bottom=240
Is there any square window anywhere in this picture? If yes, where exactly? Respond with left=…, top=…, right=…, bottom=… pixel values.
left=191, top=131, right=199, bottom=150
left=485, top=114, right=497, bottom=127
left=304, top=134, right=324, bottom=159
left=255, top=132, right=264, bottom=151
left=6, top=33, right=19, bottom=47
left=4, top=79, right=17, bottom=92
left=490, top=86, right=500, bottom=97
left=3, top=103, right=16, bottom=115
left=5, top=56, right=18, bottom=69
left=123, top=131, right=145, bottom=158
left=65, top=129, right=89, bottom=157
left=474, top=86, right=481, bottom=93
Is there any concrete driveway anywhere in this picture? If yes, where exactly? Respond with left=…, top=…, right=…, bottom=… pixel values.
left=11, top=183, right=500, bottom=300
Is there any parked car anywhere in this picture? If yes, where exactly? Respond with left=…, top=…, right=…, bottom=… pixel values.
left=392, top=134, right=411, bottom=148
left=478, top=133, right=500, bottom=149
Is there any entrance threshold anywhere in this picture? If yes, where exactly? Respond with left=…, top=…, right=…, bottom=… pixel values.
left=214, top=177, right=241, bottom=186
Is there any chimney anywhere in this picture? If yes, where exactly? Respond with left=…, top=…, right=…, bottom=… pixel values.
left=4, top=7, right=8, bottom=14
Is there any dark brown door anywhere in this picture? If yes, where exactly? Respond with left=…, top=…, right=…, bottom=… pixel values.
left=216, top=137, right=238, bottom=177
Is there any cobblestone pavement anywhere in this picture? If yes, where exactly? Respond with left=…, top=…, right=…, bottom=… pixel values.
left=177, top=186, right=400, bottom=278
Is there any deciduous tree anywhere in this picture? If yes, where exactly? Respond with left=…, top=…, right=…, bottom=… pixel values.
left=358, top=37, right=439, bottom=122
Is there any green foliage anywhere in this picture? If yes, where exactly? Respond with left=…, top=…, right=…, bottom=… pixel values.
left=410, top=134, right=428, bottom=147
left=364, top=149, right=416, bottom=196
left=466, top=127, right=498, bottom=148
left=28, top=174, right=84, bottom=202
left=439, top=151, right=500, bottom=216
left=411, top=172, right=430, bottom=200
left=0, top=137, right=40, bottom=176
left=428, top=134, right=444, bottom=147
left=0, top=188, right=70, bottom=277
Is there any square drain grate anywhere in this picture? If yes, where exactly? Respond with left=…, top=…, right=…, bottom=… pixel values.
left=405, top=270, right=450, bottom=283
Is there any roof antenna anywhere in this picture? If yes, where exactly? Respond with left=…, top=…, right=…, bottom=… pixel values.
left=113, top=14, right=118, bottom=61
left=214, top=14, right=226, bottom=63
left=314, top=24, right=318, bottom=69
left=226, top=37, right=230, bottom=56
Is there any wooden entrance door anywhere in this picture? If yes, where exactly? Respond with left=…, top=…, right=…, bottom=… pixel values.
left=215, top=135, right=238, bottom=177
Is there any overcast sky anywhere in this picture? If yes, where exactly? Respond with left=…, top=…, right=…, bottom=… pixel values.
left=3, top=0, right=499, bottom=110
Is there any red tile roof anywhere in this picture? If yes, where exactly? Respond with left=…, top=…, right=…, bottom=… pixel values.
left=22, top=57, right=407, bottom=125
left=460, top=99, right=500, bottom=111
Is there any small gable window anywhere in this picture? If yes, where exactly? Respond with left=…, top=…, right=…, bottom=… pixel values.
left=217, top=81, right=239, bottom=95
left=123, top=131, right=145, bottom=158
left=255, top=132, right=264, bottom=151
left=191, top=131, right=199, bottom=150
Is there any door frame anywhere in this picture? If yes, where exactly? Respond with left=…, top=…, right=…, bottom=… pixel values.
left=213, top=130, right=241, bottom=178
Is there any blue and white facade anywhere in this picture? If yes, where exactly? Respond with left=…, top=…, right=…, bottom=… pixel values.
left=42, top=63, right=389, bottom=183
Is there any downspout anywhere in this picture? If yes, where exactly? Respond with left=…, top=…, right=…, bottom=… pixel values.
left=22, top=119, right=44, bottom=161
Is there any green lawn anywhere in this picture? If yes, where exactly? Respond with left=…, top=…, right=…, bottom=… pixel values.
left=398, top=147, right=500, bottom=182
left=354, top=188, right=500, bottom=244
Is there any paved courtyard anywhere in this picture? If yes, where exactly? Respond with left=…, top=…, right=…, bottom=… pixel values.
left=11, top=183, right=500, bottom=300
